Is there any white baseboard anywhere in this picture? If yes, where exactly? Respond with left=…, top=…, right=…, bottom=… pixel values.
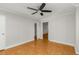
left=0, top=48, right=5, bottom=50
left=76, top=51, right=79, bottom=55
left=75, top=49, right=79, bottom=55
left=49, top=40, right=74, bottom=47
left=5, top=39, right=33, bottom=50
left=74, top=47, right=79, bottom=54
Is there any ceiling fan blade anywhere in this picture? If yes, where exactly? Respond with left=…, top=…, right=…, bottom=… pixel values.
left=27, top=7, right=38, bottom=11
left=41, top=10, right=52, bottom=12
left=39, top=3, right=46, bottom=10
left=40, top=13, right=43, bottom=16
left=32, top=12, right=37, bottom=15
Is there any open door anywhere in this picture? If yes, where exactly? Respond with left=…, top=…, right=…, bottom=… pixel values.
left=0, top=15, right=5, bottom=50
left=43, top=22, right=48, bottom=41
left=34, top=23, right=37, bottom=41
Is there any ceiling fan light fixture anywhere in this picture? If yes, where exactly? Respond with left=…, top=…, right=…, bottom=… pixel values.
left=40, top=13, right=43, bottom=16
left=27, top=3, right=52, bottom=16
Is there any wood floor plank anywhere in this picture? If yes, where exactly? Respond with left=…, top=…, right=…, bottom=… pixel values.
left=0, top=39, right=75, bottom=55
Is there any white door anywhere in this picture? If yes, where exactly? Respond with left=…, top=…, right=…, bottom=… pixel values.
left=0, top=15, right=5, bottom=50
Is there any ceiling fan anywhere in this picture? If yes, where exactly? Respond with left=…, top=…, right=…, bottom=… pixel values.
left=27, top=3, right=52, bottom=16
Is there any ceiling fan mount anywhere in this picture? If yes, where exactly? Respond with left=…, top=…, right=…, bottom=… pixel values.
left=27, top=3, right=52, bottom=16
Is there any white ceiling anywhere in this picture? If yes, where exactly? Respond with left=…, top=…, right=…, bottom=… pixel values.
left=0, top=3, right=78, bottom=20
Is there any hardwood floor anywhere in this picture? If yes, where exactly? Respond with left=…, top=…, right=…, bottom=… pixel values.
left=0, top=39, right=75, bottom=55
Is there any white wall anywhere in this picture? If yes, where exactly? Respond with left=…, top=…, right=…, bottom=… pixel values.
left=76, top=6, right=79, bottom=54
left=40, top=8, right=75, bottom=46
left=0, top=10, right=36, bottom=49
left=48, top=13, right=75, bottom=46
left=5, top=13, right=35, bottom=48
left=36, top=21, right=42, bottom=39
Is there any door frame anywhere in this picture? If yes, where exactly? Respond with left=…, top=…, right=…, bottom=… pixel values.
left=42, top=22, right=49, bottom=39
left=41, top=21, right=49, bottom=40
left=0, top=15, right=5, bottom=50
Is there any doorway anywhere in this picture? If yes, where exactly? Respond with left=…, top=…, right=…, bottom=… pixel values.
left=43, top=22, right=48, bottom=41
left=34, top=23, right=37, bottom=41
